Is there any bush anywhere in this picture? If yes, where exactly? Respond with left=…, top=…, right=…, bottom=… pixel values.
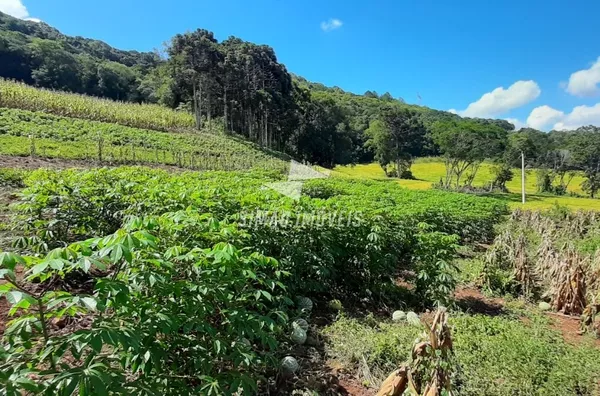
left=413, top=224, right=459, bottom=307
left=0, top=168, right=26, bottom=187
left=0, top=212, right=290, bottom=394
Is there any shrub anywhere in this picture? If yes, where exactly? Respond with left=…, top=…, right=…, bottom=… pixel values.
left=413, top=224, right=459, bottom=307
left=0, top=212, right=290, bottom=394
left=0, top=168, right=26, bottom=187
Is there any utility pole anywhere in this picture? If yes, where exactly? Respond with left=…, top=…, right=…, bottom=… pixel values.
left=521, top=151, right=526, bottom=204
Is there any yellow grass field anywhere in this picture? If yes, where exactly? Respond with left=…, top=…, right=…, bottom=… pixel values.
left=334, top=159, right=600, bottom=211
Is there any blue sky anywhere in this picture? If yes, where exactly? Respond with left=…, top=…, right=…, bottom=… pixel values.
left=3, top=0, right=600, bottom=130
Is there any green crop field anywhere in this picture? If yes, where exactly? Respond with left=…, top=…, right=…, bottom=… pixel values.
left=0, top=107, right=288, bottom=171
left=2, top=11, right=600, bottom=396
left=335, top=159, right=600, bottom=211
left=0, top=79, right=195, bottom=132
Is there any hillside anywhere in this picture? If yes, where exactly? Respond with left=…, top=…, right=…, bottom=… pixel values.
left=0, top=79, right=289, bottom=172
left=0, top=11, right=520, bottom=168
left=0, top=11, right=159, bottom=102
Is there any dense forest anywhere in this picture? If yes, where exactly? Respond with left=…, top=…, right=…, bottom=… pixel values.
left=1, top=10, right=599, bottom=183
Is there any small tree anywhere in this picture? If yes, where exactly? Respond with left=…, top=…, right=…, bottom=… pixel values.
left=365, top=107, right=425, bottom=179
left=431, top=119, right=507, bottom=189
left=570, top=130, right=600, bottom=198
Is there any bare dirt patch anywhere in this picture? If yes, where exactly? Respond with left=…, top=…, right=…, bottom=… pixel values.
left=545, top=311, right=600, bottom=348
left=455, top=287, right=505, bottom=316
left=0, top=154, right=184, bottom=172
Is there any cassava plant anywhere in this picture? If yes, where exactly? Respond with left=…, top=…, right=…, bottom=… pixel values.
left=0, top=212, right=291, bottom=395
left=413, top=224, right=459, bottom=308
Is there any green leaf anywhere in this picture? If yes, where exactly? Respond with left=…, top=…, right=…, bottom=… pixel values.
left=30, top=262, right=49, bottom=275
left=0, top=268, right=15, bottom=281
left=7, top=290, right=25, bottom=304
left=260, top=290, right=273, bottom=301
left=0, top=252, right=25, bottom=270
left=81, top=297, right=97, bottom=311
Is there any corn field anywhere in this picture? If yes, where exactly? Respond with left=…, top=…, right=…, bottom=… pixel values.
left=0, top=79, right=196, bottom=132
left=483, top=208, right=600, bottom=319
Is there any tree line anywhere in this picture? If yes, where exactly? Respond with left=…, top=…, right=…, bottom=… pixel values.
left=0, top=12, right=512, bottom=167
left=2, top=11, right=599, bottom=190
left=365, top=107, right=600, bottom=198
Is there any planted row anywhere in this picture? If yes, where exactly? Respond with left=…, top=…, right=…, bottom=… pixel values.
left=0, top=212, right=291, bottom=394
left=0, top=79, right=195, bottom=132
left=13, top=167, right=507, bottom=299
left=0, top=108, right=289, bottom=172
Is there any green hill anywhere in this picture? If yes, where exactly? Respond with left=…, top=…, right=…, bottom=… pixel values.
left=0, top=79, right=290, bottom=172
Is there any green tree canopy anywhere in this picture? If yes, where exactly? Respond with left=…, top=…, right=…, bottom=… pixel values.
left=432, top=119, right=507, bottom=188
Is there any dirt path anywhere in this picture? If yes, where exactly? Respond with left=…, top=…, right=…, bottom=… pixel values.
left=0, top=154, right=185, bottom=172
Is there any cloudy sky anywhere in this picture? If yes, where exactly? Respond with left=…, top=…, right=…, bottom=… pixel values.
left=2, top=0, right=600, bottom=131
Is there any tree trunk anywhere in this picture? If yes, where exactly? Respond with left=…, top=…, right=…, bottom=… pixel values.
left=223, top=88, right=228, bottom=133
left=197, top=78, right=204, bottom=130
left=207, top=89, right=212, bottom=130
left=192, top=82, right=200, bottom=130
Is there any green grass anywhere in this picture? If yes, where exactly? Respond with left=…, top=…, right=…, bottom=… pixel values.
left=325, top=311, right=600, bottom=395
left=335, top=159, right=600, bottom=211
left=0, top=107, right=288, bottom=172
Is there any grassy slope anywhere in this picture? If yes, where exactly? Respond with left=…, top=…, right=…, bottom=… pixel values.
left=0, top=108, right=289, bottom=172
left=0, top=81, right=290, bottom=172
left=335, top=159, right=600, bottom=210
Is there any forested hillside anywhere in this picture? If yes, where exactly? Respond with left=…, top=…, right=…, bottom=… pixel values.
left=3, top=10, right=600, bottom=183
left=0, top=10, right=515, bottom=167
left=0, top=12, right=159, bottom=102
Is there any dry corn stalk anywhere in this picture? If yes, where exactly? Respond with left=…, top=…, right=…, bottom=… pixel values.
left=543, top=246, right=587, bottom=315
left=377, top=308, right=454, bottom=396
left=513, top=233, right=537, bottom=297
left=580, top=302, right=600, bottom=338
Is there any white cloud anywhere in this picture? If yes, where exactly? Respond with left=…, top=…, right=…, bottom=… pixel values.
left=457, top=80, right=541, bottom=118
left=504, top=118, right=526, bottom=130
left=0, top=0, right=40, bottom=22
left=566, top=57, right=600, bottom=97
left=553, top=103, right=600, bottom=130
left=321, top=18, right=343, bottom=32
left=448, top=108, right=458, bottom=115
left=526, top=105, right=564, bottom=130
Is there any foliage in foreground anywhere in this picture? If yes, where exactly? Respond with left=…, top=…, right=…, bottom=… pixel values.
left=12, top=167, right=505, bottom=302
left=325, top=312, right=600, bottom=395
left=1, top=212, right=290, bottom=395
left=377, top=308, right=454, bottom=396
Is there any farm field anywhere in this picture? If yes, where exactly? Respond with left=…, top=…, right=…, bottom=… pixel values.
left=1, top=12, right=600, bottom=395
left=0, top=83, right=598, bottom=393
left=0, top=107, right=288, bottom=172
left=1, top=164, right=600, bottom=395
left=0, top=79, right=196, bottom=132
left=335, top=160, right=600, bottom=211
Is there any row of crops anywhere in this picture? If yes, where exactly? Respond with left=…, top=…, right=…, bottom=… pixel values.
left=0, top=167, right=507, bottom=394
left=0, top=79, right=195, bottom=132
left=0, top=108, right=288, bottom=172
